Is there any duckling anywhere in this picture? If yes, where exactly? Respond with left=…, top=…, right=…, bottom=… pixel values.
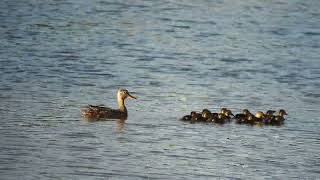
left=234, top=109, right=251, bottom=124
left=254, top=111, right=266, bottom=122
left=180, top=111, right=197, bottom=121
left=271, top=109, right=287, bottom=125
left=244, top=113, right=256, bottom=125
left=187, top=111, right=203, bottom=123
left=265, top=110, right=276, bottom=117
left=211, top=113, right=229, bottom=124
left=219, top=108, right=228, bottom=114
left=81, top=89, right=136, bottom=120
left=220, top=108, right=234, bottom=117
left=264, top=110, right=276, bottom=124
left=201, top=109, right=213, bottom=122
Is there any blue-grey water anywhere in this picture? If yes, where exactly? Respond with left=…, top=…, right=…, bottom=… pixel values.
left=1, top=0, right=320, bottom=179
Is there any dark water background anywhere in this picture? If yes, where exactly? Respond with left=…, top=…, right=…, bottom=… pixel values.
left=1, top=0, right=320, bottom=179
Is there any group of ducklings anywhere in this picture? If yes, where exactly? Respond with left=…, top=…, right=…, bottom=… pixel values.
left=180, top=108, right=288, bottom=126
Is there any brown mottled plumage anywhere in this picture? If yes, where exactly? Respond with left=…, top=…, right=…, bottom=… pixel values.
left=81, top=89, right=136, bottom=120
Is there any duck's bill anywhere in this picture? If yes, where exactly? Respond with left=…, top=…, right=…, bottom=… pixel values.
left=128, top=94, right=136, bottom=99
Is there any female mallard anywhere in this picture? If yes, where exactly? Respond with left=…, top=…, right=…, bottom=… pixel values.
left=81, top=89, right=136, bottom=120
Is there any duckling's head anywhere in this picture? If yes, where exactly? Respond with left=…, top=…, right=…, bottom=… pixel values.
left=255, top=111, right=265, bottom=119
left=117, top=89, right=136, bottom=100
left=224, top=109, right=234, bottom=117
left=202, top=109, right=212, bottom=119
left=218, top=113, right=227, bottom=119
left=242, top=109, right=251, bottom=115
left=265, top=110, right=276, bottom=116
left=220, top=108, right=228, bottom=114
left=190, top=111, right=197, bottom=117
left=278, top=109, right=288, bottom=116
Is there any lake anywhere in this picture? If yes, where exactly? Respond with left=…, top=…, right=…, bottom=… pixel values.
left=0, top=0, right=319, bottom=179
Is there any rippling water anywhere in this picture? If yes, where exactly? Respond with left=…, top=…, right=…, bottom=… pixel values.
left=1, top=0, right=320, bottom=179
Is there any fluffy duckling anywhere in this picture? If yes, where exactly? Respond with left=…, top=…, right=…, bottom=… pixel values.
left=265, top=110, right=276, bottom=117
left=213, top=113, right=230, bottom=124
left=244, top=113, right=257, bottom=125
left=81, top=89, right=136, bottom=120
left=220, top=108, right=234, bottom=118
left=202, top=109, right=213, bottom=122
left=180, top=111, right=197, bottom=121
left=234, top=109, right=252, bottom=124
left=254, top=111, right=266, bottom=122
left=271, top=109, right=288, bottom=125
left=263, top=110, right=276, bottom=124
left=190, top=111, right=203, bottom=122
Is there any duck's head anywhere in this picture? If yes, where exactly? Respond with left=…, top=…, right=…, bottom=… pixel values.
left=224, top=109, right=234, bottom=117
left=265, top=110, right=276, bottom=116
left=242, top=109, right=251, bottom=115
left=117, top=89, right=136, bottom=100
left=217, top=113, right=227, bottom=119
left=255, top=111, right=265, bottom=119
left=190, top=111, right=197, bottom=117
left=202, top=109, right=212, bottom=119
left=219, top=108, right=234, bottom=116
left=278, top=109, right=288, bottom=116
left=220, top=108, right=229, bottom=114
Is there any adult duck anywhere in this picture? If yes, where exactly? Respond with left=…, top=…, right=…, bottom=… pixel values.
left=81, top=89, right=136, bottom=120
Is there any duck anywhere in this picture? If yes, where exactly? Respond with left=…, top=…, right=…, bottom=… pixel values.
left=190, top=111, right=203, bottom=122
left=201, top=109, right=213, bottom=122
left=243, top=113, right=257, bottom=125
left=212, top=113, right=230, bottom=124
left=265, top=110, right=276, bottom=117
left=254, top=111, right=266, bottom=122
left=180, top=111, right=197, bottom=121
left=271, top=109, right=288, bottom=125
left=220, top=108, right=234, bottom=117
left=263, top=110, right=276, bottom=124
left=234, top=109, right=252, bottom=124
left=81, top=89, right=136, bottom=120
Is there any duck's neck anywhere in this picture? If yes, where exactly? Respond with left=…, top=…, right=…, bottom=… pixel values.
left=117, top=97, right=127, bottom=113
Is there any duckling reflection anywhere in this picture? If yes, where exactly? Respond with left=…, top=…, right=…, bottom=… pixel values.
left=81, top=89, right=136, bottom=120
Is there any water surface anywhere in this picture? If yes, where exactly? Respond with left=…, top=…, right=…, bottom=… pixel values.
left=1, top=0, right=320, bottom=179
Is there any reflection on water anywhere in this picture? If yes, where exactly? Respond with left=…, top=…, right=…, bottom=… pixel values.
left=115, top=119, right=126, bottom=133
left=1, top=0, right=320, bottom=179
left=82, top=118, right=126, bottom=133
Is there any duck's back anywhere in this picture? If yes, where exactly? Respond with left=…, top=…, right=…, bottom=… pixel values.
left=81, top=105, right=127, bottom=120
